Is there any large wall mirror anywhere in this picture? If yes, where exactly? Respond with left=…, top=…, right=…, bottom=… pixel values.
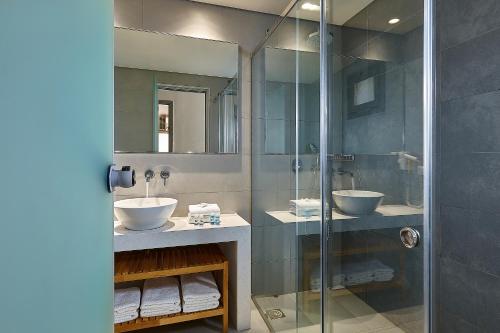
left=114, top=28, right=239, bottom=154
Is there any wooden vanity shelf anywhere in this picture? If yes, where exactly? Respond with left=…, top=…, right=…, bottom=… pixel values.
left=114, top=244, right=228, bottom=333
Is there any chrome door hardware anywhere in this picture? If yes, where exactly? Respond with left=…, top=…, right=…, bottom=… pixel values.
left=400, top=227, right=421, bottom=248
left=108, top=165, right=136, bottom=192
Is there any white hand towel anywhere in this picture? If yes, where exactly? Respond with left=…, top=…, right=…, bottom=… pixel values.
left=188, top=203, right=221, bottom=215
left=183, top=301, right=220, bottom=313
left=141, top=305, right=181, bottom=318
left=290, top=199, right=321, bottom=209
left=142, top=277, right=181, bottom=308
left=114, top=287, right=141, bottom=314
left=183, top=298, right=221, bottom=307
left=181, top=272, right=221, bottom=302
left=114, top=310, right=138, bottom=324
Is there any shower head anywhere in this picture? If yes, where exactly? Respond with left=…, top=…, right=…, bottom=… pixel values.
left=308, top=143, right=319, bottom=154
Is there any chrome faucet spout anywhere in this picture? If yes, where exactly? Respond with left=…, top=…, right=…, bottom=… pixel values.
left=145, top=169, right=155, bottom=183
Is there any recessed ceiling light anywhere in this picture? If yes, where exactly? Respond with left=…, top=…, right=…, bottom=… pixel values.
left=388, top=18, right=400, bottom=24
left=301, top=2, right=320, bottom=11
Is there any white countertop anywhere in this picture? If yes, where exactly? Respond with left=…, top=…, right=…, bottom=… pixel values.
left=114, top=213, right=250, bottom=252
left=266, top=205, right=423, bottom=235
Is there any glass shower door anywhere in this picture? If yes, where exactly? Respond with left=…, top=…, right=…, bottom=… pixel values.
left=321, top=0, right=427, bottom=332
left=251, top=1, right=323, bottom=332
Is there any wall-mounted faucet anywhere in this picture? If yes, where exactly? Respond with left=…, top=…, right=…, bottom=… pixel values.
left=145, top=169, right=155, bottom=183
left=160, top=170, right=170, bottom=186
left=334, top=168, right=355, bottom=190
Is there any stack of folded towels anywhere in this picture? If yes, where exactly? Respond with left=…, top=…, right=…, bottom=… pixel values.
left=114, top=287, right=141, bottom=324
left=309, top=263, right=345, bottom=292
left=181, top=272, right=221, bottom=313
left=343, top=260, right=395, bottom=286
left=371, top=260, right=395, bottom=282
left=289, top=198, right=321, bottom=217
left=188, top=203, right=221, bottom=225
left=140, top=277, right=181, bottom=317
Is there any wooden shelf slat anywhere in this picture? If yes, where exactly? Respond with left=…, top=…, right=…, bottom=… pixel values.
left=115, top=307, right=225, bottom=333
left=114, top=244, right=226, bottom=283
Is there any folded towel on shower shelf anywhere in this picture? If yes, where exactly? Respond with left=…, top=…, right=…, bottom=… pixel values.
left=140, top=277, right=181, bottom=317
left=181, top=272, right=221, bottom=303
left=289, top=198, right=321, bottom=217
left=114, top=287, right=141, bottom=324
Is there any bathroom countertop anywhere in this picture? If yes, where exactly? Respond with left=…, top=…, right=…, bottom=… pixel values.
left=266, top=205, right=423, bottom=235
left=113, top=213, right=251, bottom=331
left=114, top=213, right=250, bottom=252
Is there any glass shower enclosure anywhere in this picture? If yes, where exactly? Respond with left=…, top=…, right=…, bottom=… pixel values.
left=251, top=0, right=432, bottom=332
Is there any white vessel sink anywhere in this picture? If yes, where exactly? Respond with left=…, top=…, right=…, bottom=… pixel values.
left=114, top=197, right=177, bottom=230
left=332, top=190, right=384, bottom=215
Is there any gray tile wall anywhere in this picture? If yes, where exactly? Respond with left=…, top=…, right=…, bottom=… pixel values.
left=437, top=0, right=500, bottom=331
left=113, top=0, right=278, bottom=222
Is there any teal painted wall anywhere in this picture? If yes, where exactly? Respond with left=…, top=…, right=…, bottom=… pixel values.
left=0, top=1, right=114, bottom=332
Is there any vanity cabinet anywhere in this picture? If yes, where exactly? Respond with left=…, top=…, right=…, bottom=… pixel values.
left=114, top=244, right=228, bottom=333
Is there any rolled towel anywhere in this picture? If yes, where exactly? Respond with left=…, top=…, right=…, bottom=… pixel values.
left=114, top=287, right=141, bottom=314
left=183, top=301, right=220, bottom=313
left=114, top=310, right=138, bottom=324
left=181, top=272, right=221, bottom=303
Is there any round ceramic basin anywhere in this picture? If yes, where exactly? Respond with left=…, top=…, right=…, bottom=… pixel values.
left=114, top=197, right=177, bottom=230
left=332, top=190, right=384, bottom=215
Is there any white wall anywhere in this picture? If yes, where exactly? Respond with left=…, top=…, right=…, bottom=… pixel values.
left=113, top=0, right=277, bottom=221
left=159, top=89, right=206, bottom=153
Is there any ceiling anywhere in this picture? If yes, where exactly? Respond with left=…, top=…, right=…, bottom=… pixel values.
left=115, top=28, right=238, bottom=78
left=191, top=0, right=422, bottom=34
left=191, top=0, right=376, bottom=26
left=189, top=0, right=291, bottom=15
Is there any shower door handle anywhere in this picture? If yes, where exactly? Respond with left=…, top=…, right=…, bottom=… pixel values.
left=400, top=227, right=420, bottom=248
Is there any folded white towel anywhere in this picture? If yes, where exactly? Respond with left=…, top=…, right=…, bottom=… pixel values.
left=183, top=301, right=220, bottom=313
left=189, top=203, right=221, bottom=215
left=289, top=199, right=321, bottom=217
left=141, top=305, right=181, bottom=318
left=114, top=310, right=138, bottom=324
left=181, top=272, right=221, bottom=302
left=142, top=277, right=181, bottom=309
left=290, top=198, right=321, bottom=209
left=183, top=298, right=221, bottom=307
left=114, top=287, right=141, bottom=314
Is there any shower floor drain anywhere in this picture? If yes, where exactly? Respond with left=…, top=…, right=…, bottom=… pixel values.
left=265, top=309, right=286, bottom=320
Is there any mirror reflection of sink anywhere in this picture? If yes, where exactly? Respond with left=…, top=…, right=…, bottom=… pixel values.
left=114, top=197, right=177, bottom=231
left=332, top=190, right=384, bottom=215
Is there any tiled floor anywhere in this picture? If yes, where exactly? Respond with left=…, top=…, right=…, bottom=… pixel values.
left=254, top=291, right=424, bottom=333
left=144, top=300, right=269, bottom=333
left=143, top=291, right=423, bottom=333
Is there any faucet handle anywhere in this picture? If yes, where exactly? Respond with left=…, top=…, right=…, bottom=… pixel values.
left=160, top=170, right=170, bottom=186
